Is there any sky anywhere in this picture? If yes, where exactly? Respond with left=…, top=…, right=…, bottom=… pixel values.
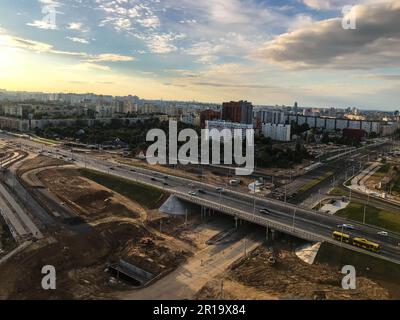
left=0, top=0, right=399, bottom=110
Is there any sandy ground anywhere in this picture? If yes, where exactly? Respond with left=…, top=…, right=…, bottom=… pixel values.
left=196, top=243, right=390, bottom=300
left=37, top=168, right=146, bottom=222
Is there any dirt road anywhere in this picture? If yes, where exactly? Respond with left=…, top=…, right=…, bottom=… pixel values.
left=116, top=231, right=262, bottom=300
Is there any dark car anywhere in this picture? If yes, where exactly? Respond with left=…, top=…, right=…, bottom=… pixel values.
left=260, top=208, right=271, bottom=215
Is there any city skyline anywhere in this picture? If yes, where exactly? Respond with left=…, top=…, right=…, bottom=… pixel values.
left=0, top=0, right=400, bottom=109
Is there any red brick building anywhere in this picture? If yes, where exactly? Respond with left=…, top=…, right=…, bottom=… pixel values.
left=343, top=128, right=367, bottom=141
left=222, top=101, right=253, bottom=125
left=200, top=109, right=221, bottom=129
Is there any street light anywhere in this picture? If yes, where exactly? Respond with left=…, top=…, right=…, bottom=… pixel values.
left=253, top=180, right=257, bottom=214
left=292, top=209, right=297, bottom=231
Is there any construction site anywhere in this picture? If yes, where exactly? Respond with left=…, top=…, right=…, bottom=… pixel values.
left=0, top=139, right=399, bottom=300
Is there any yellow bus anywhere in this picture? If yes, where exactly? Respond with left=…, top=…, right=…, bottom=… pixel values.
left=331, top=232, right=381, bottom=253
left=352, top=237, right=381, bottom=253
left=332, top=231, right=351, bottom=243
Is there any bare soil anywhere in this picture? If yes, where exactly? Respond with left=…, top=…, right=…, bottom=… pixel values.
left=196, top=243, right=390, bottom=300
left=0, top=221, right=188, bottom=299
left=37, top=168, right=145, bottom=222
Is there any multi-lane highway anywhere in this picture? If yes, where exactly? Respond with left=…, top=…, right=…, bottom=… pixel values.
left=3, top=133, right=400, bottom=264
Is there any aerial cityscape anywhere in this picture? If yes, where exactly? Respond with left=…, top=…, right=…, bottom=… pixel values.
left=0, top=0, right=400, bottom=306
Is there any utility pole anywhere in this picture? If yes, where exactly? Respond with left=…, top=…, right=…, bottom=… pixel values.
left=292, top=209, right=297, bottom=231
left=363, top=204, right=367, bottom=224
left=253, top=180, right=257, bottom=214
left=318, top=189, right=322, bottom=208
left=284, top=183, right=287, bottom=204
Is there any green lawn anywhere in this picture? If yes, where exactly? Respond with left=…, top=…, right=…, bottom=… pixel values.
left=316, top=242, right=400, bottom=285
left=0, top=218, right=16, bottom=254
left=392, top=174, right=400, bottom=193
left=329, top=187, right=349, bottom=197
left=80, top=169, right=168, bottom=210
left=335, top=202, right=400, bottom=233
left=298, top=171, right=334, bottom=194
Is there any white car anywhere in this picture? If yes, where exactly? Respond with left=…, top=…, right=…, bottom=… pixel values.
left=377, top=231, right=389, bottom=237
left=188, top=191, right=197, bottom=196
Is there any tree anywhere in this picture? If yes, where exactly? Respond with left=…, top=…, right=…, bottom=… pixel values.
left=321, top=132, right=330, bottom=144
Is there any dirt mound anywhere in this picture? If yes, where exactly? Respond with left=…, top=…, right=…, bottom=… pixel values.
left=0, top=221, right=189, bottom=299
left=37, top=168, right=142, bottom=221
left=17, top=155, right=66, bottom=176
left=228, top=245, right=389, bottom=300
left=196, top=244, right=390, bottom=300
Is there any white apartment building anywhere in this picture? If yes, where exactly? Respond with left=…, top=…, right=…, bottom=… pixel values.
left=206, top=120, right=254, bottom=144
left=254, top=108, right=286, bottom=124
left=95, top=104, right=113, bottom=118
left=262, top=123, right=291, bottom=142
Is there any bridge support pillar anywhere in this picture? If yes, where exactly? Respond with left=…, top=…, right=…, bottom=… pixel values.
left=235, top=217, right=238, bottom=229
left=266, top=226, right=269, bottom=241
left=271, top=229, right=276, bottom=241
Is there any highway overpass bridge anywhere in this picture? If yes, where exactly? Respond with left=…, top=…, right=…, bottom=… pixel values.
left=4, top=133, right=400, bottom=265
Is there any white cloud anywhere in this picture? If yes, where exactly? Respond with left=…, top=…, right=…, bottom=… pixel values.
left=27, top=20, right=57, bottom=30
left=67, top=37, right=89, bottom=44
left=86, top=53, right=135, bottom=62
left=303, top=0, right=393, bottom=10
left=67, top=22, right=83, bottom=31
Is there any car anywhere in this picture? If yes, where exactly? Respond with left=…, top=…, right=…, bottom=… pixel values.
left=130, top=169, right=136, bottom=172
left=216, top=187, right=224, bottom=192
left=377, top=231, right=389, bottom=237
left=188, top=191, right=197, bottom=196
left=260, top=208, right=271, bottom=215
left=163, top=183, right=169, bottom=186
left=110, top=168, right=115, bottom=171
left=164, top=176, right=169, bottom=180
left=198, top=189, right=206, bottom=194
left=151, top=178, right=156, bottom=181
left=337, top=224, right=355, bottom=230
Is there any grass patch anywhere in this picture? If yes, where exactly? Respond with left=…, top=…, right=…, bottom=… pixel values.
left=329, top=187, right=349, bottom=197
left=392, top=174, right=400, bottom=193
left=80, top=169, right=168, bottom=210
left=298, top=171, right=334, bottom=194
left=0, top=217, right=16, bottom=254
left=335, top=201, right=400, bottom=233
left=31, top=136, right=58, bottom=146
left=316, top=242, right=400, bottom=286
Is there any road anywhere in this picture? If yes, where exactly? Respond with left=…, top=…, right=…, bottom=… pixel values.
left=117, top=229, right=262, bottom=300
left=3, top=134, right=400, bottom=264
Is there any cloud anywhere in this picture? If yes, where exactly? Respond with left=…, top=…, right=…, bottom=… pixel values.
left=0, top=28, right=134, bottom=63
left=67, top=22, right=84, bottom=31
left=67, top=37, right=89, bottom=44
left=85, top=53, right=135, bottom=62
left=255, top=1, right=400, bottom=70
left=69, top=62, right=111, bottom=71
left=27, top=20, right=58, bottom=30
left=27, top=0, right=61, bottom=30
left=303, top=0, right=393, bottom=10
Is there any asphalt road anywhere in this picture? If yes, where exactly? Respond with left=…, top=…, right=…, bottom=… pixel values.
left=3, top=134, right=400, bottom=264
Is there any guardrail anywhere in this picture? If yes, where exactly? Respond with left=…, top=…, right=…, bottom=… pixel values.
left=174, top=192, right=400, bottom=265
